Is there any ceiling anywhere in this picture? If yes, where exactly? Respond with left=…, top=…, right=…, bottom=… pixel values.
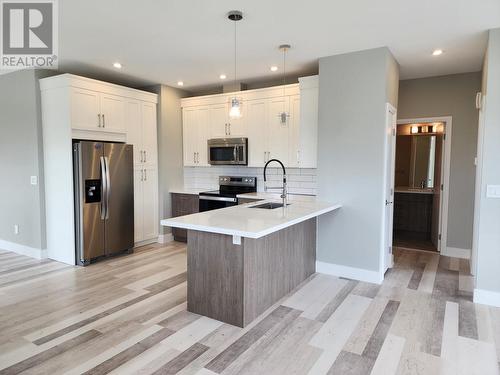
left=36, top=0, right=500, bottom=89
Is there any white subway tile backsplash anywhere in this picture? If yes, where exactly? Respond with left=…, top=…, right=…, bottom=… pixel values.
left=183, top=166, right=317, bottom=195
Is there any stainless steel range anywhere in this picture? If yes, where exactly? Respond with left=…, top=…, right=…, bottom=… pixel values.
left=199, top=176, right=257, bottom=212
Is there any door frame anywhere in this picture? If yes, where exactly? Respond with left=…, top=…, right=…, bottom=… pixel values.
left=396, top=116, right=453, bottom=254
left=381, top=103, right=397, bottom=276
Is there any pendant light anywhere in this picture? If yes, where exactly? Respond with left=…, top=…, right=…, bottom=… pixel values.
left=228, top=10, right=243, bottom=119
left=279, top=44, right=291, bottom=124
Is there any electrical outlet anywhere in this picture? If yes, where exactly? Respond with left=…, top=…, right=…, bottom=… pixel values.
left=30, top=176, right=38, bottom=185
left=486, top=185, right=500, bottom=198
left=14, top=224, right=19, bottom=235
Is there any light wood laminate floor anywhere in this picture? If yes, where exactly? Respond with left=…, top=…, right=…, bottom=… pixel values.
left=0, top=242, right=499, bottom=374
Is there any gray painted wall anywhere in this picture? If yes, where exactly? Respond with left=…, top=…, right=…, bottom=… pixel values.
left=0, top=69, right=54, bottom=250
left=398, top=73, right=481, bottom=250
left=149, top=85, right=186, bottom=235
left=317, top=47, right=399, bottom=273
left=475, top=28, right=500, bottom=293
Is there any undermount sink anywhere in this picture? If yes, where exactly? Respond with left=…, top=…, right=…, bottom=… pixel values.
left=249, top=202, right=289, bottom=209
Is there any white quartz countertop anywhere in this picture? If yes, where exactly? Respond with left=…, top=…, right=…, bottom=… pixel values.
left=237, top=192, right=317, bottom=202
left=161, top=199, right=341, bottom=239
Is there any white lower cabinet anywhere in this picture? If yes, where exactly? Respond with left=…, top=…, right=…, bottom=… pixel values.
left=133, top=168, right=144, bottom=243
left=133, top=167, right=159, bottom=243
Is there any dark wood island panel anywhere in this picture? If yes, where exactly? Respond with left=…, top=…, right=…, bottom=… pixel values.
left=187, top=218, right=316, bottom=327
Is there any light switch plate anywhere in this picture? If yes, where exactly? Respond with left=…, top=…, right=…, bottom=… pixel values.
left=30, top=176, right=38, bottom=185
left=486, top=185, right=500, bottom=198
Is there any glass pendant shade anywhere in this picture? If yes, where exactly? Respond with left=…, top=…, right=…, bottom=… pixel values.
left=229, top=97, right=242, bottom=119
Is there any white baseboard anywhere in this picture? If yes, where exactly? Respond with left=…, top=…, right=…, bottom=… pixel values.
left=316, top=261, right=383, bottom=284
left=0, top=239, right=47, bottom=260
left=442, top=247, right=471, bottom=259
left=474, top=288, right=500, bottom=307
left=158, top=233, right=174, bottom=244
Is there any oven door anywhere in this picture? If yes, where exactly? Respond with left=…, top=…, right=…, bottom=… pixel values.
left=199, top=196, right=238, bottom=212
left=208, top=139, right=247, bottom=165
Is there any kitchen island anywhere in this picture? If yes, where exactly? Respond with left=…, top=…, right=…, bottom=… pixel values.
left=161, top=199, right=341, bottom=327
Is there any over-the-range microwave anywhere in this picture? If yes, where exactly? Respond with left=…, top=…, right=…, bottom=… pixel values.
left=207, top=138, right=248, bottom=165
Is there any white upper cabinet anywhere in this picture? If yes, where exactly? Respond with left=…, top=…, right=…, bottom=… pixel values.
left=296, top=76, right=318, bottom=168
left=246, top=99, right=269, bottom=167
left=141, top=101, right=158, bottom=168
left=125, top=100, right=142, bottom=166
left=181, top=77, right=318, bottom=168
left=267, top=96, right=291, bottom=166
left=208, top=101, right=247, bottom=138
left=183, top=106, right=209, bottom=166
left=100, top=93, right=126, bottom=132
left=209, top=103, right=229, bottom=138
left=70, top=88, right=101, bottom=130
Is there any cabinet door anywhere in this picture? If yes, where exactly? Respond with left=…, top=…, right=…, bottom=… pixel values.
left=267, top=97, right=290, bottom=166
left=183, top=107, right=198, bottom=166
left=125, top=100, right=142, bottom=167
left=70, top=88, right=100, bottom=130
left=196, top=107, right=210, bottom=166
left=246, top=99, right=269, bottom=167
left=209, top=103, right=229, bottom=138
left=298, top=84, right=318, bottom=168
left=142, top=167, right=159, bottom=240
left=100, top=93, right=126, bottom=132
left=288, top=95, right=301, bottom=167
left=227, top=102, right=246, bottom=137
left=141, top=102, right=158, bottom=168
left=133, top=168, right=144, bottom=243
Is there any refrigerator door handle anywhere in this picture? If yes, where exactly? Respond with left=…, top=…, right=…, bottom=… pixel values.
left=100, top=156, right=107, bottom=220
left=104, top=156, right=111, bottom=220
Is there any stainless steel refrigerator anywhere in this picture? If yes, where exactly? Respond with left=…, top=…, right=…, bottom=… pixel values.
left=73, top=141, right=134, bottom=265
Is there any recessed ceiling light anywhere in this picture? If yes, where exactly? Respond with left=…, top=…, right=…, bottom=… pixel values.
left=432, top=49, right=443, bottom=56
left=270, top=66, right=278, bottom=72
left=177, top=81, right=184, bottom=86
left=113, top=62, right=122, bottom=69
left=219, top=74, right=227, bottom=80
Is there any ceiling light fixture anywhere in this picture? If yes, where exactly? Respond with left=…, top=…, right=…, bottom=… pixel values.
left=228, top=10, right=243, bottom=119
left=113, top=62, right=122, bottom=69
left=177, top=81, right=184, bottom=86
left=278, top=44, right=291, bottom=124
left=270, top=66, right=278, bottom=72
left=219, top=74, right=227, bottom=80
left=432, top=49, right=443, bottom=56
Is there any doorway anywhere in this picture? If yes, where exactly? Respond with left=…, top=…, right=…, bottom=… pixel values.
left=393, top=117, right=452, bottom=253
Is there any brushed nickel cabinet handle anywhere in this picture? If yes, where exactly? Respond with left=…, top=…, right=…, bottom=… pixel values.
left=98, top=114, right=101, bottom=127
left=102, top=114, right=105, bottom=128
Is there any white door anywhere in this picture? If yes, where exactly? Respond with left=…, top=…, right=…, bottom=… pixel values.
left=246, top=99, right=269, bottom=167
left=196, top=107, right=210, bottom=166
left=70, top=88, right=100, bottom=130
left=133, top=168, right=144, bottom=242
left=382, top=103, right=397, bottom=272
left=209, top=103, right=229, bottom=138
left=142, top=167, right=159, bottom=240
left=100, top=93, right=126, bottom=132
left=268, top=97, right=290, bottom=165
left=125, top=100, right=142, bottom=166
left=141, top=102, right=158, bottom=168
left=182, top=107, right=198, bottom=166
